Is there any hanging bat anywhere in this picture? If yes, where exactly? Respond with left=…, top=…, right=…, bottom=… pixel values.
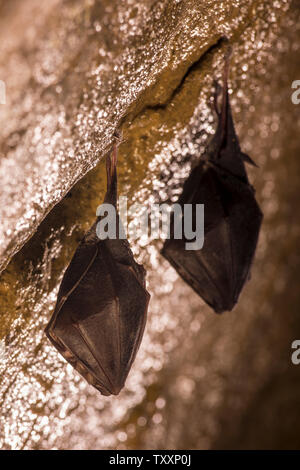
left=161, top=48, right=263, bottom=313
left=45, top=139, right=150, bottom=395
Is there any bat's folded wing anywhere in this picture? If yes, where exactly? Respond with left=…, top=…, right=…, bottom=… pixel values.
left=46, top=242, right=149, bottom=395
left=162, top=165, right=262, bottom=313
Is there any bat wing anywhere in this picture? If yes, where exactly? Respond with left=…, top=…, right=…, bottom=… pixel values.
left=162, top=165, right=262, bottom=313
left=219, top=172, right=263, bottom=303
left=162, top=165, right=233, bottom=312
left=46, top=240, right=150, bottom=396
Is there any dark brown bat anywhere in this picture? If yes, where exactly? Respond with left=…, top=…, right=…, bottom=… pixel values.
left=161, top=49, right=263, bottom=313
left=45, top=140, right=150, bottom=395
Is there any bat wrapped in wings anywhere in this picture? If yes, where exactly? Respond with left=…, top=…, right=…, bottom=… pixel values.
left=161, top=49, right=263, bottom=313
left=45, top=139, right=150, bottom=395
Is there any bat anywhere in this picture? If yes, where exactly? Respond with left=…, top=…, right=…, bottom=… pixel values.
left=161, top=48, right=263, bottom=314
left=45, top=138, right=150, bottom=395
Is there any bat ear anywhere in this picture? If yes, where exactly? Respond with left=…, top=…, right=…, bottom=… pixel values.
left=241, top=152, right=258, bottom=167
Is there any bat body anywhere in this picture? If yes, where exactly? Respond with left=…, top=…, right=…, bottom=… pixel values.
left=45, top=143, right=150, bottom=395
left=161, top=51, right=263, bottom=313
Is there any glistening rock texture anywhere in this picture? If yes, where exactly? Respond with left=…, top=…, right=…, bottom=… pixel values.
left=0, top=0, right=300, bottom=450
left=0, top=0, right=253, bottom=273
